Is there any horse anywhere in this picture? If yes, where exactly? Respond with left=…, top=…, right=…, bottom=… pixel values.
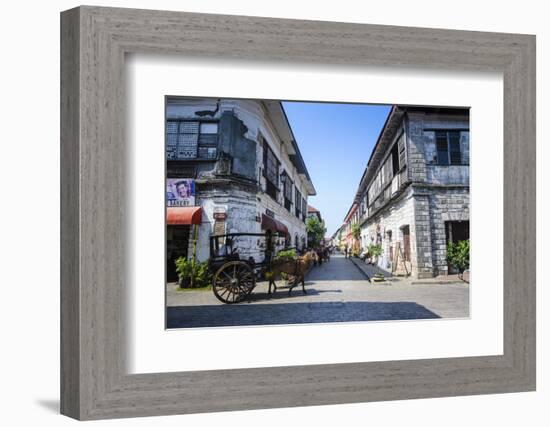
left=321, top=247, right=330, bottom=263
left=267, top=251, right=317, bottom=296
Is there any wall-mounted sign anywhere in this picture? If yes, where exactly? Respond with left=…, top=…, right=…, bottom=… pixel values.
left=265, top=209, right=275, bottom=218
left=166, top=178, right=195, bottom=207
left=213, top=220, right=225, bottom=236
left=213, top=212, right=227, bottom=220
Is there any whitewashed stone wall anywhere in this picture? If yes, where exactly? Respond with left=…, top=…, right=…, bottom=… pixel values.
left=359, top=185, right=469, bottom=279
left=360, top=188, right=417, bottom=274
left=355, top=109, right=470, bottom=279
left=194, top=189, right=260, bottom=262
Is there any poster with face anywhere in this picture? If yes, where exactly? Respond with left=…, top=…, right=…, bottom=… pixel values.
left=166, top=178, right=195, bottom=207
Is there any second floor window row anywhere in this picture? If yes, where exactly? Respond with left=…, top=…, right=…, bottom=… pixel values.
left=435, top=130, right=468, bottom=166
left=166, top=120, right=218, bottom=160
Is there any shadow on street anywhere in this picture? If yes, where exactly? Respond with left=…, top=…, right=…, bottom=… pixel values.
left=166, top=300, right=440, bottom=328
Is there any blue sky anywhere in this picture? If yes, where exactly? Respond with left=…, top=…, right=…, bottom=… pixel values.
left=282, top=101, right=391, bottom=237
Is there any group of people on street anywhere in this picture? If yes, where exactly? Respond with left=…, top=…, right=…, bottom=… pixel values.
left=343, top=244, right=350, bottom=258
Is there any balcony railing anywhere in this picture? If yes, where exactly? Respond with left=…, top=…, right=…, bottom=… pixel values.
left=366, top=168, right=408, bottom=217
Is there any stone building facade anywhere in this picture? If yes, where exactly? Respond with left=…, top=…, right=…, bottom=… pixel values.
left=165, top=98, right=315, bottom=280
left=348, top=106, right=470, bottom=278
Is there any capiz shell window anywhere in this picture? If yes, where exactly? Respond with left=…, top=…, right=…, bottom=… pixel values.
left=166, top=120, right=219, bottom=160
left=200, top=122, right=218, bottom=134
left=166, top=120, right=199, bottom=159
left=264, top=144, right=279, bottom=185
left=435, top=130, right=468, bottom=165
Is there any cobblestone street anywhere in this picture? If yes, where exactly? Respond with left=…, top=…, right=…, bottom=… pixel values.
left=166, top=253, right=469, bottom=328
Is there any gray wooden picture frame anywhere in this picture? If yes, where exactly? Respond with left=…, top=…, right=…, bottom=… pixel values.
left=60, top=5, right=536, bottom=420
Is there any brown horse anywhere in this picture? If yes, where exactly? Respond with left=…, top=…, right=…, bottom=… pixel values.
left=267, top=251, right=317, bottom=295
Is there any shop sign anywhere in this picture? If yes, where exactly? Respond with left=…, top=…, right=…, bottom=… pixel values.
left=166, top=178, right=195, bottom=207
left=213, top=212, right=227, bottom=220
left=213, top=220, right=225, bottom=236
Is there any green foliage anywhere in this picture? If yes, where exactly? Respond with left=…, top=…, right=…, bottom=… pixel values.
left=367, top=244, right=383, bottom=257
left=275, top=248, right=297, bottom=262
left=306, top=216, right=327, bottom=248
left=175, top=257, right=212, bottom=288
left=446, top=239, right=470, bottom=274
left=175, top=285, right=212, bottom=292
left=351, top=223, right=361, bottom=240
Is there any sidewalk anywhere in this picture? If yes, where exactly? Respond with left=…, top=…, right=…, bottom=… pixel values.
left=348, top=256, right=469, bottom=285
left=167, top=253, right=469, bottom=328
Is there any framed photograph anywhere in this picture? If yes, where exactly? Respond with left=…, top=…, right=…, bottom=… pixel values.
left=163, top=97, right=472, bottom=327
left=61, top=6, right=535, bottom=420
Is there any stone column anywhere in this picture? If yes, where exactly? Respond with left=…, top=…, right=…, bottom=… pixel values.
left=413, top=193, right=434, bottom=278
left=406, top=113, right=428, bottom=183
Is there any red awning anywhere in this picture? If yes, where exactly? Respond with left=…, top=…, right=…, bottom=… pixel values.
left=167, top=207, right=202, bottom=225
left=261, top=214, right=289, bottom=236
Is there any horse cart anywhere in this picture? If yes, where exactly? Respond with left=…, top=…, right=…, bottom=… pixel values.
left=208, top=231, right=278, bottom=304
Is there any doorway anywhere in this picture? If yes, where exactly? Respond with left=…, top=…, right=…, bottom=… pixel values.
left=445, top=220, right=470, bottom=244
left=166, top=225, right=191, bottom=282
left=445, top=220, right=470, bottom=274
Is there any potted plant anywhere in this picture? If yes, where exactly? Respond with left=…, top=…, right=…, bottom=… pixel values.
left=446, top=239, right=470, bottom=280
left=372, top=273, right=386, bottom=283
left=175, top=257, right=193, bottom=288
left=367, top=243, right=383, bottom=265
left=192, top=261, right=211, bottom=288
left=175, top=257, right=212, bottom=288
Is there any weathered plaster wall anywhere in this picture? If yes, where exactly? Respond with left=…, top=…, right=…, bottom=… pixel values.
left=425, top=165, right=469, bottom=185
left=167, top=98, right=311, bottom=261
left=194, top=187, right=260, bottom=262
left=218, top=111, right=257, bottom=180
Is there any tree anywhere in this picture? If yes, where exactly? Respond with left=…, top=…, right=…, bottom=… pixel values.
left=306, top=216, right=327, bottom=248
left=351, top=223, right=361, bottom=241
left=446, top=239, right=470, bottom=278
left=350, top=223, right=362, bottom=256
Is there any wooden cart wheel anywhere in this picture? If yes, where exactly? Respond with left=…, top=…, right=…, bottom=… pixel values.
left=212, top=261, right=256, bottom=304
